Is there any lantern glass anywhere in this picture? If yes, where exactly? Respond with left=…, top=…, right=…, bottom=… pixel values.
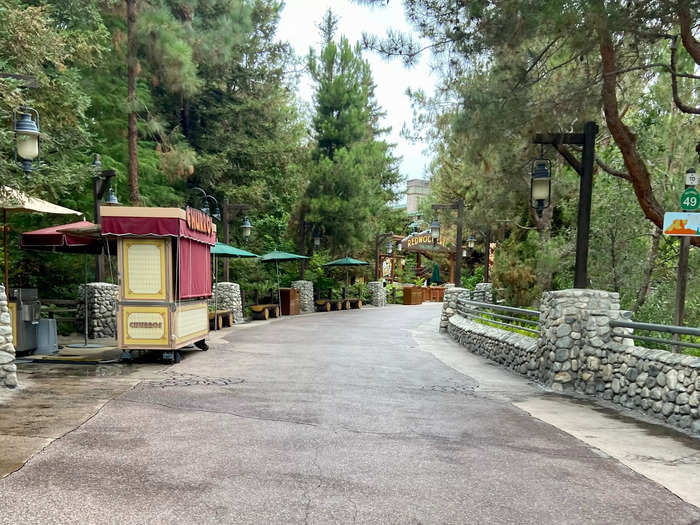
left=387, top=241, right=393, bottom=255
left=16, top=133, right=39, bottom=161
left=462, top=248, right=467, bottom=258
left=430, top=217, right=440, bottom=240
left=531, top=160, right=551, bottom=201
left=532, top=178, right=550, bottom=201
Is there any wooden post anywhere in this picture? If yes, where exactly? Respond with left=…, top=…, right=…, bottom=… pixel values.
left=3, top=209, right=8, bottom=293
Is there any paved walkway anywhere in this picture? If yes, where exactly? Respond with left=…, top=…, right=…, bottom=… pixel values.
left=0, top=304, right=698, bottom=524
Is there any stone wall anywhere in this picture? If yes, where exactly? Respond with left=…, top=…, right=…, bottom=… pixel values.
left=446, top=288, right=700, bottom=435
left=440, top=287, right=470, bottom=331
left=367, top=281, right=386, bottom=307
left=0, top=285, right=18, bottom=388
left=292, top=280, right=314, bottom=313
left=212, top=282, right=244, bottom=322
left=76, top=283, right=118, bottom=339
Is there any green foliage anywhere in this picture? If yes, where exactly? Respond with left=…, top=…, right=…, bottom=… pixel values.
left=461, top=266, right=484, bottom=290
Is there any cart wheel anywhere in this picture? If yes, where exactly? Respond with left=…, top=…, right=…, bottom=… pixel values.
left=173, top=351, right=182, bottom=363
left=195, top=339, right=209, bottom=351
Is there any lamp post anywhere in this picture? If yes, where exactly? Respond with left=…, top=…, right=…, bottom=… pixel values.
left=534, top=121, right=598, bottom=288
left=92, top=154, right=118, bottom=281
left=374, top=231, right=393, bottom=280
left=313, top=227, right=321, bottom=251
left=431, top=199, right=464, bottom=286
left=14, top=108, right=40, bottom=177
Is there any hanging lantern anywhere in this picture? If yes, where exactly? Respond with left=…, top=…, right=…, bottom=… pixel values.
left=242, top=216, right=252, bottom=242
left=467, top=233, right=476, bottom=249
left=104, top=187, right=120, bottom=205
left=313, top=228, right=321, bottom=250
left=14, top=109, right=40, bottom=175
left=530, top=158, right=552, bottom=217
left=430, top=217, right=440, bottom=245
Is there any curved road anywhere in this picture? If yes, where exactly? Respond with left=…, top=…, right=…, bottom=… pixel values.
left=1, top=304, right=698, bottom=524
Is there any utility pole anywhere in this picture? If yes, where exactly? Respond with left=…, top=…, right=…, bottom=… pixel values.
left=534, top=121, right=598, bottom=288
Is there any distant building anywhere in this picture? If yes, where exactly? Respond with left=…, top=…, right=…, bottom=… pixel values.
left=406, top=179, right=430, bottom=214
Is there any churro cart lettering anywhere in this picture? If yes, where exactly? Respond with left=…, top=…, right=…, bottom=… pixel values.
left=100, top=206, right=215, bottom=355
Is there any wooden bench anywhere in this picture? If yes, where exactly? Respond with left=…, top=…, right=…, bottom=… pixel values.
left=332, top=299, right=350, bottom=311
left=209, top=309, right=234, bottom=329
left=348, top=298, right=363, bottom=309
left=251, top=304, right=280, bottom=320
left=315, top=299, right=332, bottom=312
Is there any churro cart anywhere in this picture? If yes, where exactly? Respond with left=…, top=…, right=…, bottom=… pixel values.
left=100, top=206, right=215, bottom=362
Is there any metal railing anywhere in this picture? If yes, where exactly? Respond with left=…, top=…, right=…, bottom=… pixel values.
left=457, top=298, right=540, bottom=335
left=609, top=319, right=700, bottom=351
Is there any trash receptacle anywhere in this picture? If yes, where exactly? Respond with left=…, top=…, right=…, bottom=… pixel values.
left=35, top=318, right=58, bottom=355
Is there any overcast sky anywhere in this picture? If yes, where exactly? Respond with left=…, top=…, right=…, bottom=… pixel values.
left=276, top=0, right=436, bottom=184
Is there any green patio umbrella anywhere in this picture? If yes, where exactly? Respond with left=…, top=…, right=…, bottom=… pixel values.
left=323, top=257, right=369, bottom=290
left=260, top=250, right=309, bottom=307
left=430, top=263, right=440, bottom=285
left=210, top=242, right=258, bottom=329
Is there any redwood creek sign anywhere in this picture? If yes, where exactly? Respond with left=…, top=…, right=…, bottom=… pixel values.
left=401, top=231, right=451, bottom=253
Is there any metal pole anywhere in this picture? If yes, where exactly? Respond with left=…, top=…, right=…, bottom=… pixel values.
left=574, top=121, right=598, bottom=288
left=484, top=229, right=490, bottom=283
left=454, top=199, right=464, bottom=286
left=374, top=235, right=380, bottom=280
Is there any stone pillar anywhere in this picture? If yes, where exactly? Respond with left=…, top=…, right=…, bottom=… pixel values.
left=213, top=282, right=244, bottom=322
left=76, top=283, right=118, bottom=339
left=537, top=289, right=622, bottom=393
left=0, top=285, right=18, bottom=388
left=473, top=282, right=493, bottom=303
left=440, top=287, right=471, bottom=331
left=292, top=280, right=314, bottom=313
left=367, top=281, right=386, bottom=307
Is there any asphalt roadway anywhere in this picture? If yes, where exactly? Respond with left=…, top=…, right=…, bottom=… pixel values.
left=1, top=303, right=698, bottom=524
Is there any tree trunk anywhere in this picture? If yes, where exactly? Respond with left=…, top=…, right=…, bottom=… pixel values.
left=678, top=0, right=700, bottom=65
left=127, top=0, right=141, bottom=206
left=634, top=225, right=661, bottom=313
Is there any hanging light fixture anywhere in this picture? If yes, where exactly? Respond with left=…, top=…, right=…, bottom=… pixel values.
left=313, top=228, right=321, bottom=250
left=104, top=187, right=120, bottom=205
left=387, top=240, right=393, bottom=255
left=467, top=233, right=476, bottom=249
left=430, top=217, right=440, bottom=246
left=242, top=216, right=252, bottom=242
left=530, top=156, right=552, bottom=218
left=14, top=108, right=40, bottom=176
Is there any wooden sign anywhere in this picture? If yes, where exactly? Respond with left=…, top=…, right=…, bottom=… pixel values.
left=186, top=206, right=213, bottom=236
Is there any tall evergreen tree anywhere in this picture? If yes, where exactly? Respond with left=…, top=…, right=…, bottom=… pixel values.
left=302, top=9, right=400, bottom=255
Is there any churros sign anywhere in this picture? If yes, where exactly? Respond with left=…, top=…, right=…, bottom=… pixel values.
left=186, top=206, right=213, bottom=236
